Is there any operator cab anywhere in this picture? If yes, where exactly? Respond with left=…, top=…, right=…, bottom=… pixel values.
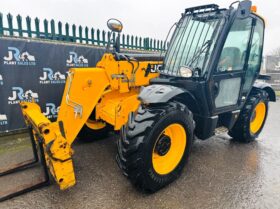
left=150, top=1, right=266, bottom=139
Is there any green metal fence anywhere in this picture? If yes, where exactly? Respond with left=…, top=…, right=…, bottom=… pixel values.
left=0, top=13, right=167, bottom=51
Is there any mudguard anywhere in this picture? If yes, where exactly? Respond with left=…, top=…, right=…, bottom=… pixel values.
left=253, top=81, right=276, bottom=102
left=138, top=85, right=185, bottom=104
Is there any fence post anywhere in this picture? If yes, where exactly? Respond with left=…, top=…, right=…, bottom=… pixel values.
left=58, top=21, right=62, bottom=40
left=26, top=16, right=32, bottom=37
left=16, top=15, right=23, bottom=37
left=35, top=17, right=40, bottom=38
left=43, top=19, right=48, bottom=39
left=135, top=36, right=138, bottom=49
left=7, top=13, right=14, bottom=36
left=51, top=19, right=56, bottom=40
left=126, top=34, right=130, bottom=49
left=97, top=29, right=100, bottom=46
left=131, top=35, right=134, bottom=49
left=79, top=25, right=83, bottom=43
left=0, top=13, right=3, bottom=36
left=107, top=31, right=111, bottom=46
left=85, top=26, right=89, bottom=44
left=102, top=30, right=106, bottom=46
left=72, top=24, right=76, bottom=43
left=65, top=23, right=69, bottom=41
left=91, top=28, right=94, bottom=44
left=144, top=38, right=147, bottom=50
left=139, top=37, right=142, bottom=49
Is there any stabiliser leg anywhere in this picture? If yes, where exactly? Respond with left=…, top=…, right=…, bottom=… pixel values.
left=0, top=127, right=50, bottom=202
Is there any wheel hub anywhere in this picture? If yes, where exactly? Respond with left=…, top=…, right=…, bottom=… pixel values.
left=154, top=135, right=171, bottom=156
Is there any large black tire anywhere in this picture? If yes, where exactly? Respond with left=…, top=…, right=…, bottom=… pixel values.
left=117, top=101, right=195, bottom=192
left=229, top=89, right=269, bottom=143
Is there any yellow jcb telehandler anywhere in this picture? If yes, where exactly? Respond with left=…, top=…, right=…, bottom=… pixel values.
left=0, top=0, right=276, bottom=201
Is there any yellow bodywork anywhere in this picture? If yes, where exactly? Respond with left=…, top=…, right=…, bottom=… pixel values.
left=20, top=53, right=161, bottom=190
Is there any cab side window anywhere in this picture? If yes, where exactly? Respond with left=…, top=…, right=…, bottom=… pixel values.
left=243, top=19, right=264, bottom=92
left=217, top=17, right=253, bottom=72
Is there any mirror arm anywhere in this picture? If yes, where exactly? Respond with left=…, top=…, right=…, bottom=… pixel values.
left=114, top=32, right=121, bottom=53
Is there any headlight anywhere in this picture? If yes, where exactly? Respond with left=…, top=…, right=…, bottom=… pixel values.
left=179, top=66, right=193, bottom=78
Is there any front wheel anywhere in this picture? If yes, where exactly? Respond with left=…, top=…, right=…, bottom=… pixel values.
left=117, top=101, right=195, bottom=192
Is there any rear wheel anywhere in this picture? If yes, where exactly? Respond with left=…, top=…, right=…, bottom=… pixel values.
left=229, top=89, right=269, bottom=143
left=117, top=101, right=195, bottom=192
left=78, top=119, right=110, bottom=141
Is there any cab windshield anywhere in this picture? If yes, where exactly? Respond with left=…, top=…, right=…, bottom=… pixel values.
left=163, top=8, right=225, bottom=77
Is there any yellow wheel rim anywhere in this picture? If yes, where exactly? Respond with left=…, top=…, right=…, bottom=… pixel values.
left=152, top=123, right=187, bottom=175
left=85, top=119, right=106, bottom=130
left=250, top=102, right=266, bottom=134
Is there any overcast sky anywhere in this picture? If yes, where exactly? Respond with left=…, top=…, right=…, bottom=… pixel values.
left=1, top=0, right=279, bottom=55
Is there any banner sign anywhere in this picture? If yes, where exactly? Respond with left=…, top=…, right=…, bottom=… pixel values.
left=0, top=38, right=106, bottom=132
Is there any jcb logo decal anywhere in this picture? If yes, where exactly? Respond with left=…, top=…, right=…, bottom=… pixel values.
left=149, top=64, right=162, bottom=73
left=145, top=64, right=162, bottom=77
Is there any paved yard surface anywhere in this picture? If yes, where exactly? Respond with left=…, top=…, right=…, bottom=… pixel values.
left=0, top=101, right=279, bottom=209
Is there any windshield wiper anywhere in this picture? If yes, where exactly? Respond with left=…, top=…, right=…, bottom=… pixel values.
left=186, top=40, right=212, bottom=68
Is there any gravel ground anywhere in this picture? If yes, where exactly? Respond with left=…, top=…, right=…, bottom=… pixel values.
left=0, top=100, right=279, bottom=209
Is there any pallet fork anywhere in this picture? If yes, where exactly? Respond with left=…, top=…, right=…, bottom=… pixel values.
left=0, top=127, right=50, bottom=202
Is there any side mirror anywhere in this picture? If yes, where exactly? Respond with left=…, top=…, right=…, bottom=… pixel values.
left=107, top=18, right=123, bottom=33
left=236, top=0, right=252, bottom=19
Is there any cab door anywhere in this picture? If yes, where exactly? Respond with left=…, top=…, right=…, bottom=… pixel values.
left=210, top=16, right=256, bottom=114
